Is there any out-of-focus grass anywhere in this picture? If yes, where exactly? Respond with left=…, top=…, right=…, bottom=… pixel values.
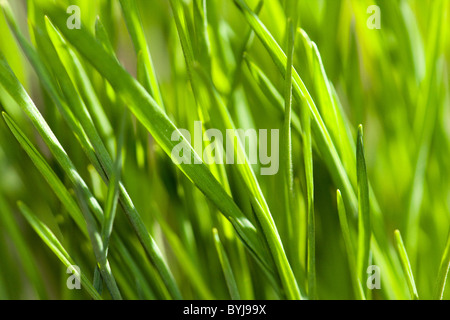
left=0, top=0, right=449, bottom=300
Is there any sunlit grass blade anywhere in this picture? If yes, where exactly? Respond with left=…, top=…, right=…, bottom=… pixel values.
left=213, top=228, right=240, bottom=300
left=227, top=0, right=263, bottom=103
left=281, top=19, right=295, bottom=250
left=297, top=28, right=353, bottom=176
left=17, top=202, right=102, bottom=300
left=192, top=0, right=211, bottom=72
left=50, top=18, right=114, bottom=150
left=244, top=54, right=301, bottom=135
left=394, top=229, right=419, bottom=300
left=94, top=16, right=117, bottom=57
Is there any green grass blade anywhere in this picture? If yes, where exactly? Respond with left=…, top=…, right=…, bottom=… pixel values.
left=213, top=228, right=240, bottom=300
left=40, top=16, right=182, bottom=300
left=17, top=202, right=102, bottom=300
left=434, top=231, right=450, bottom=299
left=281, top=19, right=295, bottom=252
left=337, top=190, right=365, bottom=300
left=94, top=16, right=117, bottom=57
left=101, top=112, right=126, bottom=261
left=394, top=229, right=419, bottom=300
left=93, top=266, right=103, bottom=296
left=299, top=60, right=316, bottom=300
left=119, top=0, right=165, bottom=109
left=356, top=125, right=371, bottom=291
left=244, top=53, right=302, bottom=135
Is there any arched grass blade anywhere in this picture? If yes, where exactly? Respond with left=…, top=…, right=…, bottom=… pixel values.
left=93, top=266, right=103, bottom=296
left=2, top=112, right=87, bottom=236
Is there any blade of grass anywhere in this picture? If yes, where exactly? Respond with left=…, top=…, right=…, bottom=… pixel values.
left=337, top=190, right=365, bottom=299
left=434, top=231, right=450, bottom=299
left=2, top=112, right=87, bottom=235
left=101, top=111, right=127, bottom=261
left=244, top=53, right=302, bottom=135
left=281, top=18, right=295, bottom=255
left=17, top=202, right=102, bottom=300
left=356, top=124, right=371, bottom=294
left=213, top=228, right=240, bottom=300
left=394, top=229, right=419, bottom=300
left=119, top=0, right=165, bottom=109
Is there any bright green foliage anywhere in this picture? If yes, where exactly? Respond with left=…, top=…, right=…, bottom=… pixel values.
left=0, top=0, right=449, bottom=300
